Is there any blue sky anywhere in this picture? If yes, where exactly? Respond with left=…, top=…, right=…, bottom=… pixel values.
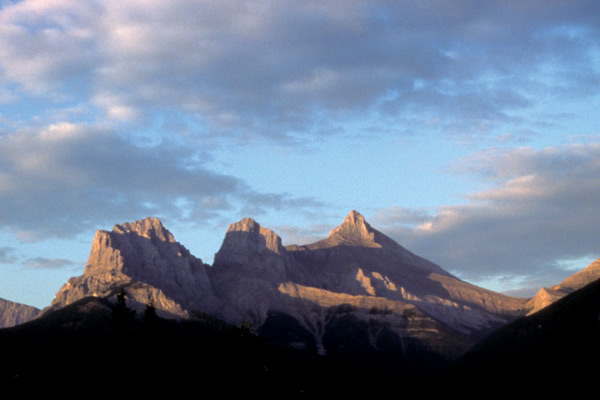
left=1, top=0, right=600, bottom=308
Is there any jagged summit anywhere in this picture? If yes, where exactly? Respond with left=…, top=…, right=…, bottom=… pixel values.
left=39, top=212, right=551, bottom=365
left=226, top=217, right=261, bottom=233
left=306, top=210, right=406, bottom=252
left=213, top=217, right=286, bottom=268
left=111, top=217, right=175, bottom=243
left=327, top=210, right=377, bottom=245
left=47, top=216, right=212, bottom=317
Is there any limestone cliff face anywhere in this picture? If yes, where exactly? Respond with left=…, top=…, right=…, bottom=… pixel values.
left=213, top=217, right=287, bottom=274
left=48, top=217, right=216, bottom=318
left=208, top=218, right=291, bottom=325
left=48, top=212, right=530, bottom=334
left=284, top=211, right=528, bottom=335
left=0, top=298, right=40, bottom=328
left=203, top=211, right=530, bottom=337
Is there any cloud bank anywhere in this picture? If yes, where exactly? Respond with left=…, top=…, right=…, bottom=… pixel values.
left=0, top=122, right=320, bottom=240
left=1, top=1, right=598, bottom=138
left=375, top=143, right=600, bottom=291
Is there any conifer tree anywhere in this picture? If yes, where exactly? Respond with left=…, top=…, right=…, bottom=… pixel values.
left=143, top=296, right=160, bottom=325
left=111, top=287, right=136, bottom=333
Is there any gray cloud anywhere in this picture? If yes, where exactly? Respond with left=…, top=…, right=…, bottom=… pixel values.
left=0, top=122, right=322, bottom=240
left=375, top=143, right=600, bottom=290
left=0, top=246, right=17, bottom=264
left=1, top=1, right=598, bottom=140
left=23, top=257, right=78, bottom=270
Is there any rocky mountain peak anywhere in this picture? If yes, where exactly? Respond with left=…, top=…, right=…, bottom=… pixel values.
left=48, top=216, right=212, bottom=316
left=321, top=210, right=408, bottom=252
left=112, top=217, right=175, bottom=243
left=226, top=217, right=260, bottom=234
left=326, top=210, right=379, bottom=247
left=526, top=256, right=600, bottom=315
left=214, top=217, right=286, bottom=267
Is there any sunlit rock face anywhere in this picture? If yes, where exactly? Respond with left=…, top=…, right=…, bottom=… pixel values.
left=213, top=217, right=288, bottom=275
left=47, top=217, right=217, bottom=318
left=284, top=211, right=528, bottom=335
left=0, top=298, right=40, bottom=328
left=527, top=256, right=600, bottom=315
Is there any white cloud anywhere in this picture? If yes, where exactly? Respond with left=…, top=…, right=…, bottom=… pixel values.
left=0, top=0, right=99, bottom=94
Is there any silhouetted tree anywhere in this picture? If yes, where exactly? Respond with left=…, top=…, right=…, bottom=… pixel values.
left=240, top=321, right=256, bottom=338
left=144, top=296, right=156, bottom=318
left=143, top=296, right=161, bottom=327
left=111, top=287, right=136, bottom=334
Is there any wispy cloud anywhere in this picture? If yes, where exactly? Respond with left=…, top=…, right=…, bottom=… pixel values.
left=22, top=256, right=78, bottom=270
left=0, top=246, right=17, bottom=264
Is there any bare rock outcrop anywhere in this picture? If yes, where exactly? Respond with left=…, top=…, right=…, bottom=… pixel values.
left=213, top=217, right=287, bottom=274
left=0, top=297, right=40, bottom=328
left=526, top=256, right=600, bottom=314
left=284, top=211, right=528, bottom=334
left=47, top=217, right=216, bottom=318
left=208, top=218, right=291, bottom=325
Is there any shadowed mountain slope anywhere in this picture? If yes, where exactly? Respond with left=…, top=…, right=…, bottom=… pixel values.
left=0, top=296, right=432, bottom=396
left=450, top=275, right=600, bottom=384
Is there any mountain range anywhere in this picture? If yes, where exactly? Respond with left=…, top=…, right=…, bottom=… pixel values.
left=1, top=210, right=599, bottom=388
left=41, top=211, right=531, bottom=362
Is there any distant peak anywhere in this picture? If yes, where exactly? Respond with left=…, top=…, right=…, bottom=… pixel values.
left=226, top=217, right=260, bottom=233
left=214, top=217, right=286, bottom=266
left=342, top=210, right=367, bottom=227
left=326, top=210, right=378, bottom=247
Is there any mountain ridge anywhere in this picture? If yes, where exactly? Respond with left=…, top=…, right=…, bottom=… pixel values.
left=450, top=271, right=600, bottom=384
left=41, top=211, right=535, bottom=363
left=25, top=210, right=599, bottom=370
left=526, top=256, right=600, bottom=314
left=4, top=210, right=598, bottom=389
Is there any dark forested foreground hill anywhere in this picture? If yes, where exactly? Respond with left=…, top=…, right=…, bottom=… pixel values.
left=1, top=275, right=599, bottom=397
left=0, top=296, right=444, bottom=396
left=447, top=276, right=600, bottom=387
